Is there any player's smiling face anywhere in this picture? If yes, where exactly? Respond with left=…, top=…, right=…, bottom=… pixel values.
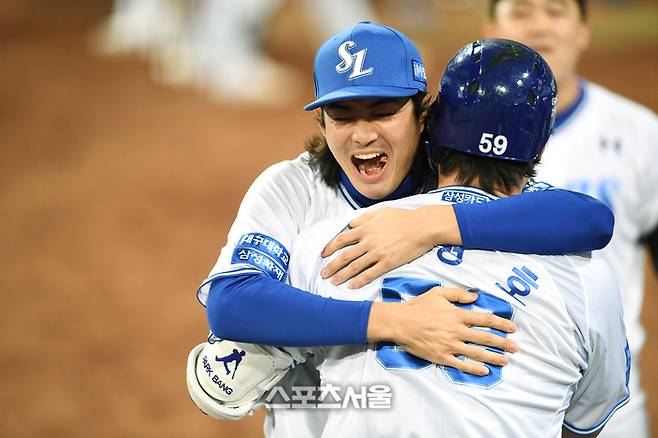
left=321, top=97, right=423, bottom=200
left=484, top=0, right=590, bottom=88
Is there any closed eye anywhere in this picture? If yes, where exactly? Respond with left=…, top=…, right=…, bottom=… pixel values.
left=329, top=115, right=355, bottom=123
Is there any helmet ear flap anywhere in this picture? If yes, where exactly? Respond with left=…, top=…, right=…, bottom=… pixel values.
left=422, top=135, right=436, bottom=174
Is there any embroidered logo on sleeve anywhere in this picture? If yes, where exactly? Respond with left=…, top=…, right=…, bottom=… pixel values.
left=231, top=233, right=290, bottom=281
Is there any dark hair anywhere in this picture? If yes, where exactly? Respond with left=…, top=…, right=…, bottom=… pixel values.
left=432, top=146, right=540, bottom=195
left=489, top=0, right=586, bottom=20
left=305, top=93, right=434, bottom=190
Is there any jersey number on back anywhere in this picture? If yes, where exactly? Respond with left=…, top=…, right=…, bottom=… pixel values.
left=374, top=277, right=515, bottom=389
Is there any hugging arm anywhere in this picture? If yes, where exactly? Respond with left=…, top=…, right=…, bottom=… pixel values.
left=206, top=273, right=516, bottom=375
left=455, top=189, right=614, bottom=253
left=322, top=188, right=613, bottom=288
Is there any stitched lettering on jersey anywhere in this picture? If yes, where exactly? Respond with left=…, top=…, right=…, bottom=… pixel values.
left=495, top=266, right=539, bottom=306
left=440, top=189, right=493, bottom=204
left=432, top=188, right=494, bottom=265
left=231, top=233, right=289, bottom=282
left=437, top=245, right=464, bottom=266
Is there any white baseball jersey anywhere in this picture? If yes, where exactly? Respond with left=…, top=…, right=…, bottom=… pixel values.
left=196, top=152, right=398, bottom=305
left=537, top=82, right=658, bottom=436
left=538, top=81, right=658, bottom=357
left=289, top=186, right=630, bottom=438
left=196, top=152, right=382, bottom=438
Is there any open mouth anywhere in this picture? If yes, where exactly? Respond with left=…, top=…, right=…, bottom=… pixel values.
left=351, top=152, right=388, bottom=177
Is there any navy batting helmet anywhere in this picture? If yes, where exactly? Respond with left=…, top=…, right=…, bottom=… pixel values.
left=429, top=39, right=557, bottom=163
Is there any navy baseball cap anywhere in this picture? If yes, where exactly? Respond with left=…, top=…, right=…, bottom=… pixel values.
left=304, top=22, right=427, bottom=111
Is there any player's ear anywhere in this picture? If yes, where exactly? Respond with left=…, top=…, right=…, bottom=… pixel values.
left=576, top=21, right=591, bottom=51
left=418, top=97, right=431, bottom=133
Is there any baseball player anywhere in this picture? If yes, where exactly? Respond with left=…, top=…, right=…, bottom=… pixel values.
left=95, top=0, right=377, bottom=105
left=288, top=39, right=630, bottom=438
left=484, top=2, right=658, bottom=436
left=186, top=22, right=615, bottom=433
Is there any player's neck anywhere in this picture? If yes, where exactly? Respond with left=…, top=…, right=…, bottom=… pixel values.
left=556, top=75, right=581, bottom=114
left=437, top=173, right=524, bottom=198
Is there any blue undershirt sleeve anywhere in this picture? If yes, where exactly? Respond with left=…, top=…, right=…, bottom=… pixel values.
left=206, top=273, right=373, bottom=346
left=454, top=189, right=614, bottom=254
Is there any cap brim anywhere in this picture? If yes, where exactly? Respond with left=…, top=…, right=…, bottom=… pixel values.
left=303, top=86, right=421, bottom=111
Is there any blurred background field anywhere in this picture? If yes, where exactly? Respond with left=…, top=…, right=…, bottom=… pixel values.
left=0, top=1, right=656, bottom=437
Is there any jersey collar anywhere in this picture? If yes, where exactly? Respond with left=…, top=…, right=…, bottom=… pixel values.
left=554, top=80, right=586, bottom=131
left=339, top=170, right=424, bottom=209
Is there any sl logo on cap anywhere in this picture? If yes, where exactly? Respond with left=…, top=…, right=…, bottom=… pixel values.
left=336, top=41, right=374, bottom=80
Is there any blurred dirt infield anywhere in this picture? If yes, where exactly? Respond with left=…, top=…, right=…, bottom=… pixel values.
left=0, top=1, right=656, bottom=437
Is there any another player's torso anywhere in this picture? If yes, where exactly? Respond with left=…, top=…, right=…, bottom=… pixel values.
left=536, top=82, right=650, bottom=354
left=309, top=189, right=588, bottom=438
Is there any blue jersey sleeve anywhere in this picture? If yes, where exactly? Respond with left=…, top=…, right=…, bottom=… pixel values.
left=454, top=189, right=614, bottom=254
left=206, top=273, right=373, bottom=346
